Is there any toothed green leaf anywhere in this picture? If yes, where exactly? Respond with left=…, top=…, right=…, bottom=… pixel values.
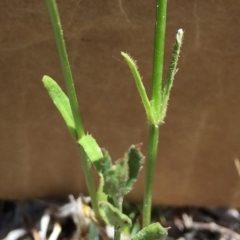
left=103, top=157, right=129, bottom=202
left=125, top=145, right=144, bottom=194
left=131, top=223, right=168, bottom=240
left=99, top=201, right=132, bottom=230
left=102, top=146, right=144, bottom=203
left=42, top=75, right=77, bottom=138
left=96, top=151, right=112, bottom=202
left=101, top=150, right=113, bottom=177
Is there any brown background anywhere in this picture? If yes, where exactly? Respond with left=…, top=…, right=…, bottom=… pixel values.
left=0, top=0, right=240, bottom=206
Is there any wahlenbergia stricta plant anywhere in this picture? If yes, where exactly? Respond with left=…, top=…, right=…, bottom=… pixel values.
left=43, top=0, right=183, bottom=239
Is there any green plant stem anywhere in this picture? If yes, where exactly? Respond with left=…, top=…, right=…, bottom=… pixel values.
left=143, top=124, right=159, bottom=228
left=114, top=197, right=122, bottom=240
left=45, top=0, right=84, bottom=138
left=44, top=0, right=100, bottom=218
left=142, top=0, right=168, bottom=228
left=79, top=148, right=100, bottom=218
left=151, top=0, right=167, bottom=121
left=114, top=230, right=121, bottom=240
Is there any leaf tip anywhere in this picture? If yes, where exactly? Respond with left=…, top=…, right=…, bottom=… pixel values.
left=42, top=75, right=52, bottom=87
left=176, top=29, right=184, bottom=43
left=42, top=75, right=49, bottom=81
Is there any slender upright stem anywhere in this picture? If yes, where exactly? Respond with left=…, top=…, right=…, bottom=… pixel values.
left=79, top=148, right=100, bottom=218
left=44, top=0, right=100, bottom=218
left=142, top=0, right=168, bottom=227
left=45, top=0, right=84, bottom=137
left=114, top=230, right=121, bottom=240
left=143, top=124, right=159, bottom=227
left=113, top=198, right=123, bottom=240
left=151, top=0, right=167, bottom=121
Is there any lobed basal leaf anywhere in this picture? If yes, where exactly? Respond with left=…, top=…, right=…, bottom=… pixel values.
left=99, top=201, right=132, bottom=231
left=131, top=223, right=168, bottom=240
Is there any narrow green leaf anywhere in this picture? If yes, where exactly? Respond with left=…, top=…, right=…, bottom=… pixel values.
left=42, top=75, right=77, bottom=138
left=78, top=135, right=103, bottom=172
left=161, top=29, right=184, bottom=122
left=131, top=223, right=168, bottom=240
left=121, top=52, right=155, bottom=124
left=99, top=201, right=132, bottom=230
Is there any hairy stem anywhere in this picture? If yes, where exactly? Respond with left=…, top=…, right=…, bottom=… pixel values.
left=151, top=0, right=167, bottom=121
left=143, top=124, right=160, bottom=227
left=142, top=0, right=167, bottom=227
